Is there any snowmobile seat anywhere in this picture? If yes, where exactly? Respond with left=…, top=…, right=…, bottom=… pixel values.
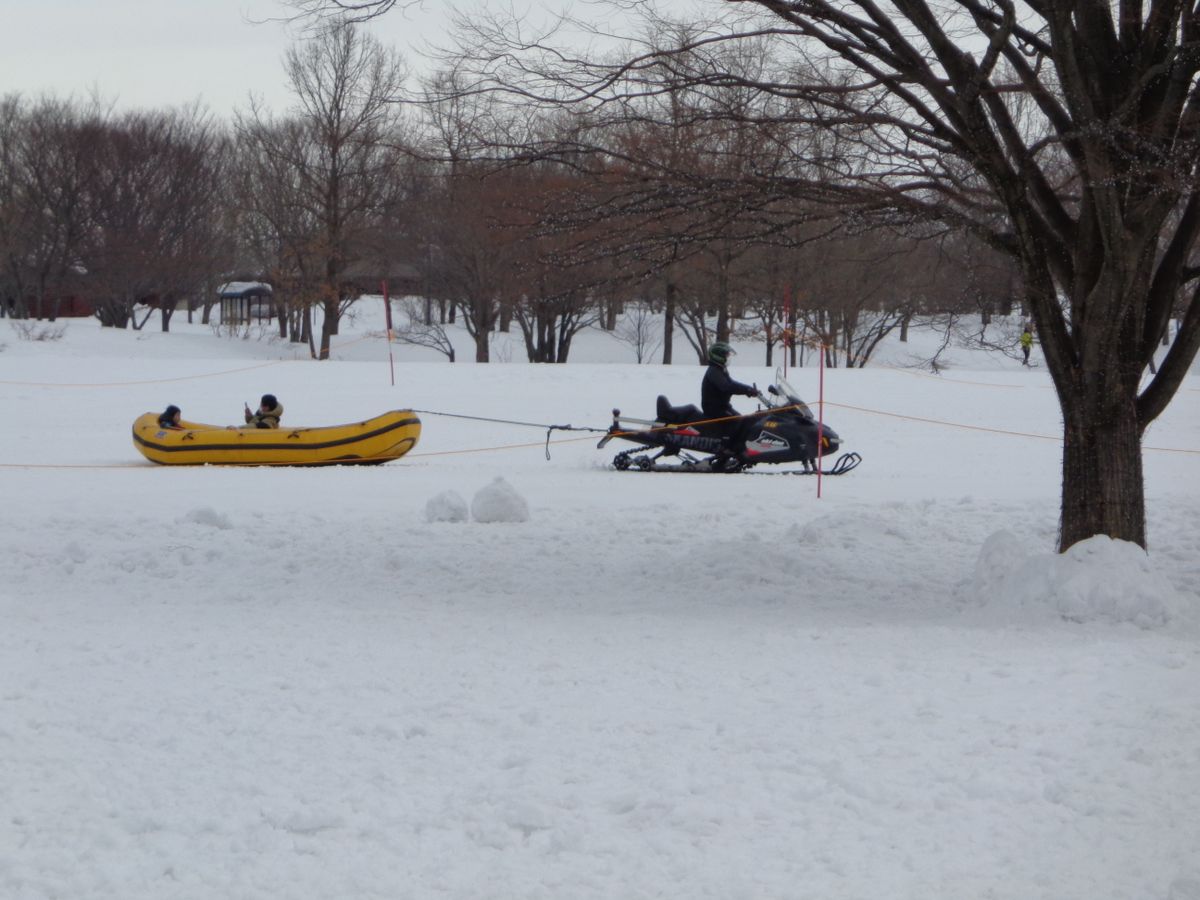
left=656, top=395, right=704, bottom=425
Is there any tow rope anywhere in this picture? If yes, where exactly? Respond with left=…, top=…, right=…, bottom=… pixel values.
left=408, top=409, right=607, bottom=460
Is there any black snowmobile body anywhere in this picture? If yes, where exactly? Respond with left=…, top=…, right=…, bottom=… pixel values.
left=598, top=370, right=861, bottom=475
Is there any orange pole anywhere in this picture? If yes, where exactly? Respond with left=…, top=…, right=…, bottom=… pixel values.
left=382, top=280, right=395, bottom=387
left=817, top=342, right=825, bottom=498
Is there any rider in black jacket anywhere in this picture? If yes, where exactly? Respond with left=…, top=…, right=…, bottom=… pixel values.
left=701, top=341, right=757, bottom=419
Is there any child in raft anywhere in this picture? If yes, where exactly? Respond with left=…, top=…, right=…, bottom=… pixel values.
left=232, top=394, right=283, bottom=430
left=157, top=405, right=183, bottom=429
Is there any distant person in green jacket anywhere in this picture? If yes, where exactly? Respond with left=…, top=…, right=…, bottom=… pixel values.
left=1020, top=326, right=1034, bottom=366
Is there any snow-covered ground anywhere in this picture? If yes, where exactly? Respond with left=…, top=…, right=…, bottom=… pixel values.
left=1, top=310, right=1198, bottom=900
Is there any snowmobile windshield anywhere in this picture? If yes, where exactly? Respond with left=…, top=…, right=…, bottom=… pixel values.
left=773, top=377, right=816, bottom=418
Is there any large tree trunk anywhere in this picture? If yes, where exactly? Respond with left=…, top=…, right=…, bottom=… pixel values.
left=537, top=309, right=554, bottom=362
left=474, top=326, right=489, bottom=362
left=1059, top=388, right=1145, bottom=551
left=465, top=294, right=493, bottom=362
left=789, top=309, right=799, bottom=368
left=556, top=318, right=573, bottom=362
left=319, top=319, right=333, bottom=359
left=715, top=263, right=730, bottom=343
left=318, top=296, right=338, bottom=359
left=301, top=306, right=315, bottom=358
left=604, top=298, right=619, bottom=331
left=661, top=280, right=675, bottom=365
left=1033, top=253, right=1158, bottom=552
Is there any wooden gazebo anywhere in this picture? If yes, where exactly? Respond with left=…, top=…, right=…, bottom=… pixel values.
left=217, top=281, right=274, bottom=325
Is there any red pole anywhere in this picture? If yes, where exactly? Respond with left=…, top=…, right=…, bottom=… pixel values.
left=382, top=280, right=395, bottom=387
left=817, top=341, right=825, bottom=499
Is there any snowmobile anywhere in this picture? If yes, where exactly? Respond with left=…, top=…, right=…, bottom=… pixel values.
left=598, top=369, right=861, bottom=475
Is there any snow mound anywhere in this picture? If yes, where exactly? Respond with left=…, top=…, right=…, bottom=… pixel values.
left=179, top=507, right=233, bottom=530
left=1168, top=875, right=1200, bottom=900
left=424, top=490, right=469, bottom=523
left=968, top=531, right=1182, bottom=628
left=787, top=511, right=912, bottom=549
left=470, top=477, right=530, bottom=524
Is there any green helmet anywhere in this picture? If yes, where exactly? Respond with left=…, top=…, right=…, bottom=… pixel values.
left=708, top=341, right=735, bottom=366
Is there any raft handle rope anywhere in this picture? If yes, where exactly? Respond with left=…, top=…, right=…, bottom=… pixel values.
left=408, top=409, right=607, bottom=460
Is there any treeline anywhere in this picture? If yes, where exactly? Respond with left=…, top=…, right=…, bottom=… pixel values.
left=0, top=23, right=1017, bottom=364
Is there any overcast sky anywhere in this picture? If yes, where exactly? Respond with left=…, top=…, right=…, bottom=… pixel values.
left=0, top=0, right=472, bottom=116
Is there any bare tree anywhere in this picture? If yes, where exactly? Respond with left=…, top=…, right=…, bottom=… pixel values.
left=0, top=98, right=108, bottom=321
left=79, top=107, right=227, bottom=330
left=0, top=95, right=25, bottom=318
left=417, top=166, right=514, bottom=362
left=414, top=72, right=537, bottom=362
left=504, top=166, right=611, bottom=363
left=394, top=295, right=455, bottom=361
left=238, top=22, right=408, bottom=359
left=233, top=118, right=323, bottom=351
left=282, top=0, right=420, bottom=25
left=613, top=300, right=663, bottom=363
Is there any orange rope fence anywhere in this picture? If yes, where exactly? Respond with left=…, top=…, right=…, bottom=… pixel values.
left=825, top=401, right=1197, bottom=454
left=0, top=399, right=1194, bottom=469
left=0, top=358, right=290, bottom=388
left=0, top=333, right=379, bottom=388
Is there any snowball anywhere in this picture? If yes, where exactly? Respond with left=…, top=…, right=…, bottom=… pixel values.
left=424, top=490, right=469, bottom=523
left=470, top=477, right=530, bottom=524
left=179, top=507, right=233, bottom=530
left=64, top=541, right=89, bottom=564
left=971, top=529, right=1026, bottom=589
left=967, top=531, right=1182, bottom=629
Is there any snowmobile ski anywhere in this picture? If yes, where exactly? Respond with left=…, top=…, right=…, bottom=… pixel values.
left=611, top=448, right=862, bottom=476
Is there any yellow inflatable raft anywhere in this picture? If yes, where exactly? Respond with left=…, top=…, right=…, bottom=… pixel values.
left=132, top=410, right=421, bottom=466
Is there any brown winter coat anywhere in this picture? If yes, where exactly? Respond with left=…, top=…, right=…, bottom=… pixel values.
left=244, top=402, right=283, bottom=429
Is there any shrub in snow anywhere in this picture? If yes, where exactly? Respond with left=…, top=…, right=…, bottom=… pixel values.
left=471, top=477, right=529, bottom=524
left=968, top=530, right=1182, bottom=629
left=180, top=507, right=233, bottom=530
left=11, top=321, right=67, bottom=342
left=424, top=490, right=469, bottom=523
